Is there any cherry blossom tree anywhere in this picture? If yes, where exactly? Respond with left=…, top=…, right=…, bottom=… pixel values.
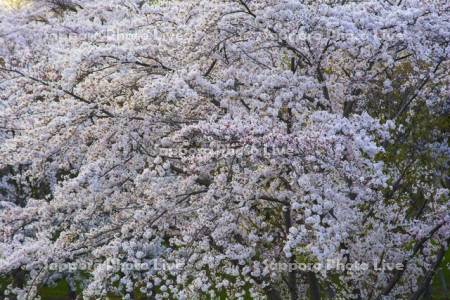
left=0, top=0, right=448, bottom=299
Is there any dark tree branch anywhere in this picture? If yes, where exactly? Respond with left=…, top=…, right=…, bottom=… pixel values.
left=409, top=242, right=448, bottom=300
left=377, top=221, right=446, bottom=299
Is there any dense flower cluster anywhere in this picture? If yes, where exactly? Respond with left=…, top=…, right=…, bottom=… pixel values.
left=0, top=0, right=448, bottom=299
